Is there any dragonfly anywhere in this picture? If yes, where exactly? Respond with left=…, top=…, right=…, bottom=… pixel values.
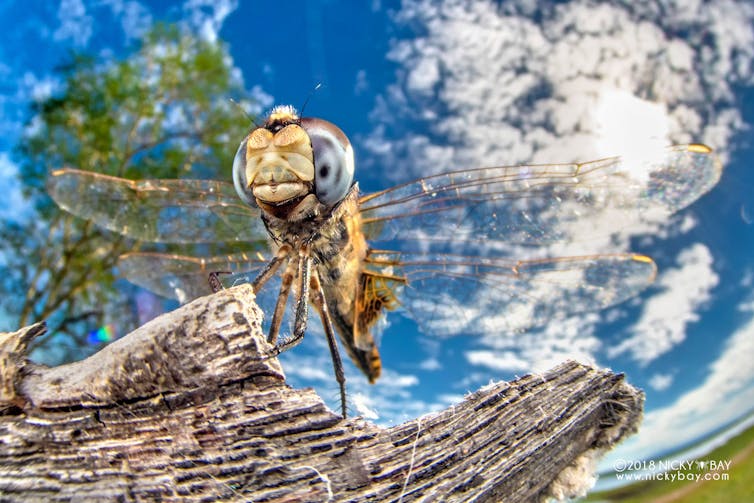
left=48, top=105, right=722, bottom=417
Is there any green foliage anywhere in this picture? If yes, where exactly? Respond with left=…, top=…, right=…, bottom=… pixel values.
left=2, top=23, right=256, bottom=363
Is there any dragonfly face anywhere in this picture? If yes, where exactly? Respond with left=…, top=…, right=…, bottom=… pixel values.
left=232, top=105, right=355, bottom=219
left=47, top=105, right=724, bottom=418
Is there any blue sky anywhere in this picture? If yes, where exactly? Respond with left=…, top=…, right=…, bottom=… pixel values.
left=2, top=0, right=754, bottom=486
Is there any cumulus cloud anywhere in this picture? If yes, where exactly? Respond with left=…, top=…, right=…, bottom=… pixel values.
left=465, top=349, right=529, bottom=372
left=103, top=0, right=152, bottom=40
left=361, top=0, right=749, bottom=372
left=54, top=0, right=93, bottom=47
left=357, top=0, right=753, bottom=446
left=361, top=1, right=744, bottom=348
left=648, top=372, right=674, bottom=391
left=181, top=0, right=239, bottom=43
left=52, top=0, right=232, bottom=47
left=352, top=392, right=379, bottom=420
left=354, top=69, right=369, bottom=95
left=606, top=307, right=754, bottom=461
left=466, top=312, right=601, bottom=374
left=608, top=243, right=718, bottom=365
left=418, top=357, right=441, bottom=371
left=367, top=0, right=754, bottom=178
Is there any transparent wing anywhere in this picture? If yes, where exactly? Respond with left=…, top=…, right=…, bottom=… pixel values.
left=118, top=251, right=269, bottom=303
left=360, top=145, right=722, bottom=249
left=48, top=168, right=266, bottom=243
left=365, top=251, right=657, bottom=336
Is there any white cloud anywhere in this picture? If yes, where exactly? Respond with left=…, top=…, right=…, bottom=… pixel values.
left=21, top=72, right=60, bottom=103
left=354, top=69, right=369, bottom=95
left=352, top=392, right=379, bottom=420
left=735, top=272, right=754, bottom=314
left=361, top=1, right=742, bottom=356
left=248, top=85, right=275, bottom=114
left=285, top=362, right=331, bottom=383
left=608, top=243, right=718, bottom=365
left=355, top=0, right=754, bottom=437
left=648, top=372, right=674, bottom=391
left=0, top=70, right=63, bottom=151
left=181, top=0, right=239, bottom=43
left=465, top=350, right=529, bottom=372
left=740, top=269, right=754, bottom=290
left=51, top=0, right=152, bottom=46
left=341, top=365, right=438, bottom=425
left=368, top=0, right=754, bottom=178
left=465, top=312, right=601, bottom=374
left=103, top=0, right=152, bottom=40
left=741, top=202, right=754, bottom=225
left=418, top=357, right=441, bottom=371
left=606, top=307, right=754, bottom=461
left=406, top=56, right=440, bottom=94
left=53, top=0, right=93, bottom=47
left=377, top=372, right=419, bottom=388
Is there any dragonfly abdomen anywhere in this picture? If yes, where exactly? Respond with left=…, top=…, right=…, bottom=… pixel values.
left=312, top=190, right=383, bottom=382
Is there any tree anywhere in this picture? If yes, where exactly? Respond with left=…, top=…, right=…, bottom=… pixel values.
left=1, top=23, right=255, bottom=364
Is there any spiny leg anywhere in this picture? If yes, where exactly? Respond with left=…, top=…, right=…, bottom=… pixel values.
left=207, top=245, right=290, bottom=294
left=310, top=269, right=348, bottom=418
left=251, top=245, right=291, bottom=293
left=267, top=257, right=297, bottom=345
left=271, top=251, right=311, bottom=355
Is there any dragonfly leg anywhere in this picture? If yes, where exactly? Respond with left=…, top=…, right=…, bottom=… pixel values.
left=310, top=269, right=347, bottom=418
left=252, top=244, right=291, bottom=293
left=273, top=252, right=311, bottom=353
left=267, top=257, right=297, bottom=345
left=207, top=246, right=291, bottom=295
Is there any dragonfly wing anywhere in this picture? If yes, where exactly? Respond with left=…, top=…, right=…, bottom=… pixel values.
left=365, top=251, right=657, bottom=336
left=118, top=251, right=269, bottom=303
left=48, top=168, right=267, bottom=243
left=360, top=145, right=721, bottom=249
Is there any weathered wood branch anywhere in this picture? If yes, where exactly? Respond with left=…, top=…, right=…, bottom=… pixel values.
left=0, top=285, right=643, bottom=502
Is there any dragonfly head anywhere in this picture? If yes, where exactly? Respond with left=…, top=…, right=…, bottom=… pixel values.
left=233, top=105, right=354, bottom=219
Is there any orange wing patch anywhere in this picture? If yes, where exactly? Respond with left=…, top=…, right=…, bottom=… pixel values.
left=353, top=267, right=407, bottom=382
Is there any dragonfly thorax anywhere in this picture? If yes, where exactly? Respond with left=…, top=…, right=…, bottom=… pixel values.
left=261, top=184, right=361, bottom=251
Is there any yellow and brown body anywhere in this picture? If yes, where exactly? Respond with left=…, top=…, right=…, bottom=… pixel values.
left=261, top=185, right=384, bottom=382
left=233, top=106, right=401, bottom=384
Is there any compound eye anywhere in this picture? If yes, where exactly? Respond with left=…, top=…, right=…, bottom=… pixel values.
left=301, top=118, right=354, bottom=207
left=232, top=136, right=257, bottom=207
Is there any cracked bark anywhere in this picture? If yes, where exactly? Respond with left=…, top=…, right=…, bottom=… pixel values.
left=0, top=284, right=643, bottom=502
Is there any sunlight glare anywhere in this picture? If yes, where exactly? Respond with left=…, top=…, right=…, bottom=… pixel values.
left=593, top=88, right=671, bottom=184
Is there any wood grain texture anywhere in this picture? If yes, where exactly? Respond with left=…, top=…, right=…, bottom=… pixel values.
left=0, top=284, right=643, bottom=502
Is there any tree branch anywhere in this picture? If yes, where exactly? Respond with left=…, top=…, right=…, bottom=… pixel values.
left=0, top=285, right=643, bottom=502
